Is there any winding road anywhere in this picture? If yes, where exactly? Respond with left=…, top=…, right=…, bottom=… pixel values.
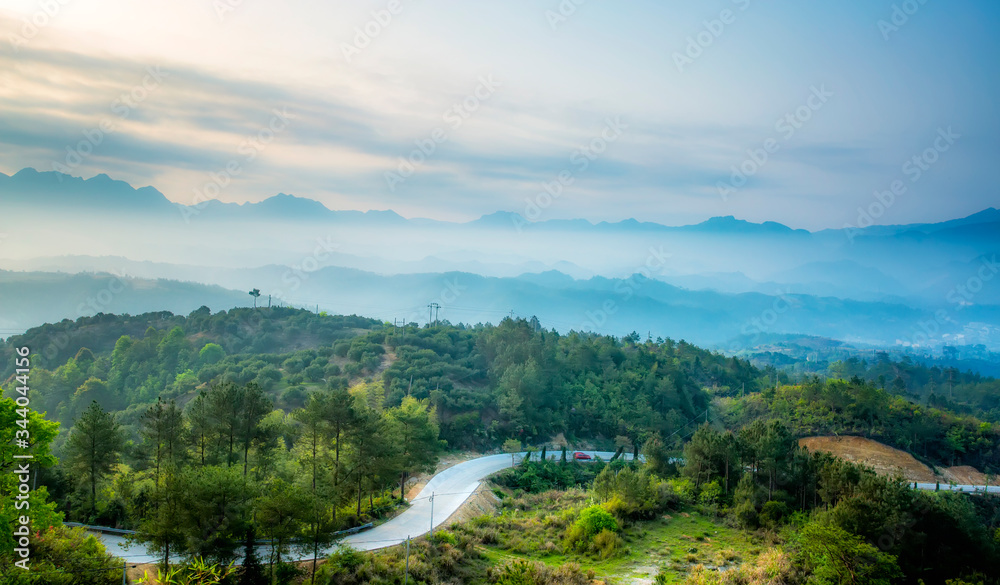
left=89, top=451, right=998, bottom=565
left=90, top=451, right=623, bottom=563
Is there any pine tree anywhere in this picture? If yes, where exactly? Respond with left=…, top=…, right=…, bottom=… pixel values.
left=187, top=391, right=213, bottom=466
left=238, top=526, right=267, bottom=585
left=135, top=465, right=186, bottom=571
left=66, top=401, right=125, bottom=517
left=389, top=396, right=445, bottom=501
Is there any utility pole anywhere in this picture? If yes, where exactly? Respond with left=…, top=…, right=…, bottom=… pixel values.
left=404, top=536, right=410, bottom=585
left=268, top=295, right=271, bottom=308
left=427, top=303, right=440, bottom=326
left=429, top=492, right=435, bottom=536
left=122, top=560, right=127, bottom=585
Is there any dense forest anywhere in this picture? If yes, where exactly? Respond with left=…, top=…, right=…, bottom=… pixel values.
left=1, top=307, right=999, bottom=584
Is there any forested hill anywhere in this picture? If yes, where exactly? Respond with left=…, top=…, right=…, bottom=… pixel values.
left=0, top=307, right=380, bottom=377
left=0, top=307, right=762, bottom=450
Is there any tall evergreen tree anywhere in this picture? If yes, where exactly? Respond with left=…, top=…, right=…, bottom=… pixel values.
left=186, top=391, right=213, bottom=466
left=388, top=396, right=445, bottom=501
left=238, top=382, right=272, bottom=477
left=66, top=401, right=125, bottom=516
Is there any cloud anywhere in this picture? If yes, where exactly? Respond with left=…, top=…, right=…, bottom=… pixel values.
left=1, top=2, right=998, bottom=229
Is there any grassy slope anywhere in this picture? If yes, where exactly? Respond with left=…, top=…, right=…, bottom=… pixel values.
left=451, top=490, right=760, bottom=584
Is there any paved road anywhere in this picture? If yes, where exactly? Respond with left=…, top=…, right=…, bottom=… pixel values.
left=913, top=482, right=1000, bottom=494
left=341, top=450, right=623, bottom=551
left=91, top=451, right=623, bottom=563
left=92, top=452, right=997, bottom=564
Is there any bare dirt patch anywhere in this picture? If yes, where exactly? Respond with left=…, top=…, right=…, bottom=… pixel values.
left=443, top=485, right=501, bottom=526
left=941, top=465, right=990, bottom=486
left=798, top=436, right=939, bottom=482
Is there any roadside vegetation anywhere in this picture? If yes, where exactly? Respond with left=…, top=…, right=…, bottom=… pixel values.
left=1, top=308, right=999, bottom=583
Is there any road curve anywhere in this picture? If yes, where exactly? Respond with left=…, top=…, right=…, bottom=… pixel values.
left=341, top=450, right=622, bottom=551
left=91, top=451, right=622, bottom=563
left=94, top=451, right=998, bottom=563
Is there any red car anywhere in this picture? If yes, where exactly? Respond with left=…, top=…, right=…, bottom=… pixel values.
left=573, top=451, right=592, bottom=461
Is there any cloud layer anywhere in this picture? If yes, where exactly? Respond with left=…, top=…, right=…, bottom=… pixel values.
left=1, top=1, right=997, bottom=229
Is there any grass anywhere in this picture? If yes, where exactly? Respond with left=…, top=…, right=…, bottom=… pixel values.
left=450, top=489, right=761, bottom=584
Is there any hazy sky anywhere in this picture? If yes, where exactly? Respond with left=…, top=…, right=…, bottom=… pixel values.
left=0, top=0, right=997, bottom=229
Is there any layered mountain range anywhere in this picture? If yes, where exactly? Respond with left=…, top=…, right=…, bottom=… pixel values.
left=1, top=168, right=997, bottom=351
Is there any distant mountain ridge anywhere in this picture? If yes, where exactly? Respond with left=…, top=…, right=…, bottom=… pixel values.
left=3, top=167, right=999, bottom=345
left=4, top=265, right=988, bottom=350
left=5, top=166, right=992, bottom=235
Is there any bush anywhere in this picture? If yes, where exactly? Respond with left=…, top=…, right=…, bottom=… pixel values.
left=323, top=545, right=364, bottom=577
left=734, top=499, right=759, bottom=530
left=565, top=505, right=620, bottom=553
left=576, top=505, right=619, bottom=537
left=432, top=530, right=458, bottom=545
left=759, top=500, right=788, bottom=529
left=488, top=559, right=592, bottom=585
left=683, top=548, right=793, bottom=584
left=593, top=466, right=675, bottom=519
left=280, top=386, right=307, bottom=408
left=136, top=557, right=237, bottom=585
left=1, top=526, right=120, bottom=585
left=592, top=528, right=623, bottom=559
left=698, top=481, right=722, bottom=506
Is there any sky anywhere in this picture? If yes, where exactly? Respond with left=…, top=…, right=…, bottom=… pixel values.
left=0, top=0, right=997, bottom=230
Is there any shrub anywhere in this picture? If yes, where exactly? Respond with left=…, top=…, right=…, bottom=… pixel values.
left=593, top=466, right=676, bottom=519
left=759, top=500, right=788, bottom=529
left=576, top=505, right=619, bottom=537
left=682, top=548, right=792, bottom=584
left=280, top=386, right=307, bottom=408
left=432, top=530, right=458, bottom=545
left=734, top=498, right=759, bottom=530
left=592, top=528, right=623, bottom=559
left=698, top=481, right=722, bottom=506
left=564, top=505, right=620, bottom=553
left=136, top=557, right=236, bottom=585
left=490, top=559, right=536, bottom=585
left=488, top=559, right=592, bottom=585
left=654, top=566, right=671, bottom=585
left=324, top=545, right=364, bottom=576
left=4, top=526, right=120, bottom=585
